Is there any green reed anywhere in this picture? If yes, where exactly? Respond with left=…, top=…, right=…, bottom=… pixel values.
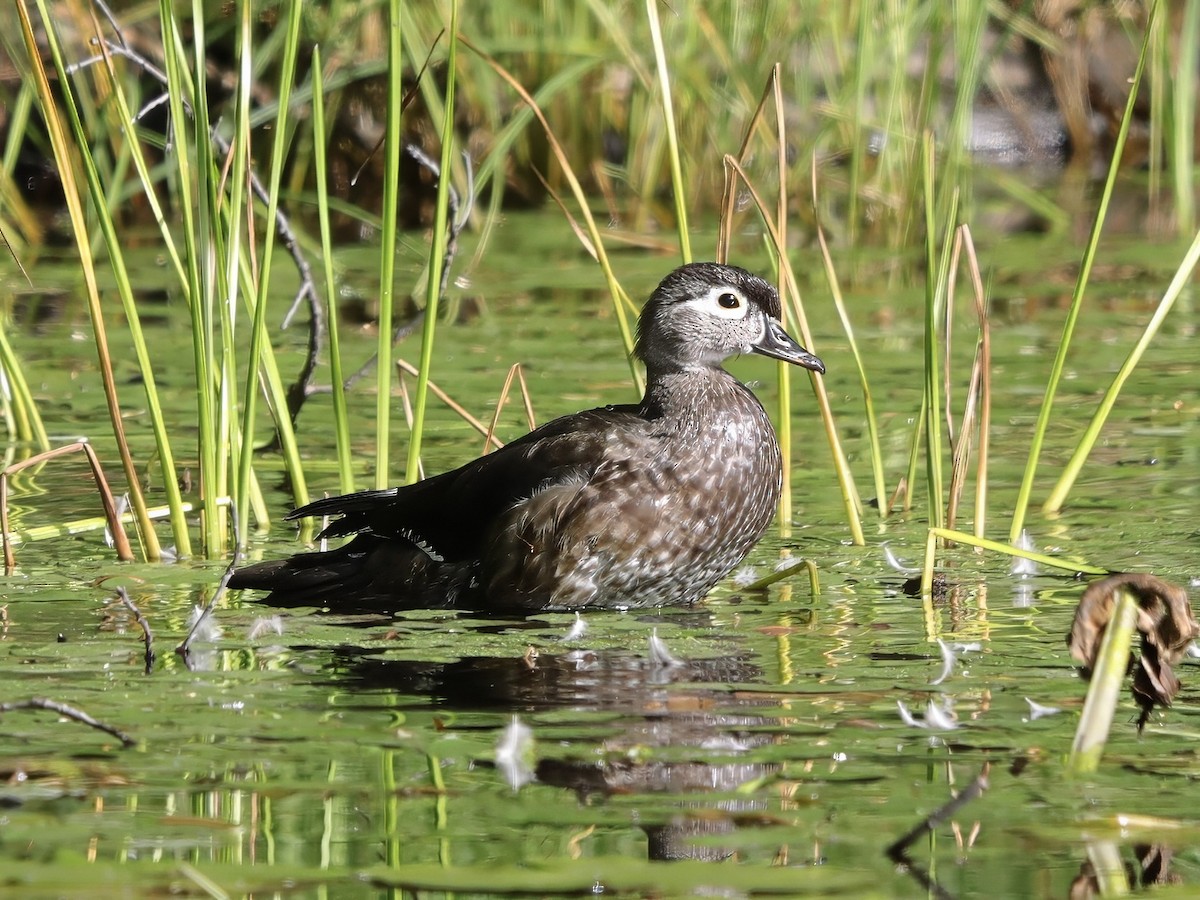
left=405, top=2, right=460, bottom=486
left=374, top=0, right=404, bottom=489
left=1068, top=589, right=1138, bottom=775
left=311, top=47, right=356, bottom=495
left=236, top=0, right=308, bottom=543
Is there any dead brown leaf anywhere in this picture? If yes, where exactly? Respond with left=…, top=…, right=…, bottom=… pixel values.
left=1067, top=573, right=1199, bottom=730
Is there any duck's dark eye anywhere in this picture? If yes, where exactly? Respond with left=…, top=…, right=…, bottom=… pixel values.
left=717, top=292, right=740, bottom=309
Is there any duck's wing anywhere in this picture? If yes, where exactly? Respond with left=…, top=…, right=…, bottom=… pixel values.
left=286, top=404, right=650, bottom=561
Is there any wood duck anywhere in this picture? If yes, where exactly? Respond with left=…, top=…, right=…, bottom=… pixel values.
left=230, top=262, right=825, bottom=611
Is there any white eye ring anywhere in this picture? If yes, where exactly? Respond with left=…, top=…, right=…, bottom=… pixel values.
left=687, top=287, right=750, bottom=320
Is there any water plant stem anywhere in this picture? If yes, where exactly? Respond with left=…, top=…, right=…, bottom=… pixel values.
left=462, top=36, right=642, bottom=393
left=406, top=5, right=459, bottom=485
left=20, top=0, right=166, bottom=559
left=1045, top=222, right=1200, bottom=513
left=311, top=47, right=355, bottom=494
left=645, top=0, right=691, bottom=264
left=238, top=0, right=307, bottom=542
left=1068, top=589, right=1138, bottom=774
left=376, top=0, right=404, bottom=487
left=919, top=526, right=1107, bottom=596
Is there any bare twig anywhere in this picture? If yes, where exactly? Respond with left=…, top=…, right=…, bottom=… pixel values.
left=116, top=586, right=155, bottom=674
left=396, top=358, right=504, bottom=449
left=0, top=697, right=136, bottom=747
left=886, top=763, right=990, bottom=860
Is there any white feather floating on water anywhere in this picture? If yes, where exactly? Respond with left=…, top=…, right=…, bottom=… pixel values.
left=1023, top=697, right=1062, bottom=721
left=897, top=697, right=959, bottom=731
left=882, top=542, right=920, bottom=575
left=931, top=639, right=983, bottom=686
left=1011, top=530, right=1037, bottom=577
left=648, top=628, right=683, bottom=669
left=561, top=612, right=588, bottom=642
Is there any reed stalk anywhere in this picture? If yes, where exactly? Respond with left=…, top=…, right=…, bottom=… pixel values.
left=1172, top=0, right=1198, bottom=235
left=920, top=133, right=952, bottom=532
left=311, top=47, right=355, bottom=495
left=723, top=156, right=864, bottom=545
left=1068, top=589, right=1138, bottom=774
left=918, top=526, right=1108, bottom=596
left=375, top=0, right=404, bottom=487
left=645, top=0, right=691, bottom=263
left=158, top=0, right=218, bottom=554
left=462, top=37, right=642, bottom=393
left=960, top=227, right=991, bottom=539
left=812, top=162, right=886, bottom=515
left=405, top=3, right=459, bottom=485
left=237, top=0, right=306, bottom=542
left=0, top=322, right=48, bottom=451
left=1044, top=223, right=1200, bottom=513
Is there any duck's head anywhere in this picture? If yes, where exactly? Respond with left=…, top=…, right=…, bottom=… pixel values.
left=634, top=262, right=825, bottom=375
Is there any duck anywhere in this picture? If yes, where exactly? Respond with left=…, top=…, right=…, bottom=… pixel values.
left=229, top=262, right=825, bottom=611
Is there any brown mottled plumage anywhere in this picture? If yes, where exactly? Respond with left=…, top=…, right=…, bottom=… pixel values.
left=229, top=263, right=825, bottom=611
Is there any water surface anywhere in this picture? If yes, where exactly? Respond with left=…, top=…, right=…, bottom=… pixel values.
left=2, top=218, right=1199, bottom=897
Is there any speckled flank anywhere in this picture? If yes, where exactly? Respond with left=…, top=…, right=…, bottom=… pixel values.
left=228, top=262, right=823, bottom=612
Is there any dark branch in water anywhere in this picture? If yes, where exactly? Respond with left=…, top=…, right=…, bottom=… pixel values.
left=0, top=698, right=136, bottom=748
left=888, top=763, right=988, bottom=868
left=116, top=586, right=155, bottom=674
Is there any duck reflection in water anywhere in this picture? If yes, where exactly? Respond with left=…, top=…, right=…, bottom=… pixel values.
left=343, top=638, right=781, bottom=863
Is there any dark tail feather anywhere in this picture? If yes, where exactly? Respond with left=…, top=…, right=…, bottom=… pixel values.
left=229, top=536, right=469, bottom=610
left=286, top=488, right=400, bottom=522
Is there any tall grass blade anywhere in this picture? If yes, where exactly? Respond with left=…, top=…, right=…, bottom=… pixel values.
left=767, top=69, right=792, bottom=534
left=376, top=0, right=404, bottom=487
left=311, top=46, right=355, bottom=495
left=645, top=0, right=691, bottom=263
left=0, top=321, right=49, bottom=450
left=159, top=0, right=216, bottom=554
left=812, top=162, right=887, bottom=516
left=237, top=0, right=307, bottom=542
left=1172, top=0, right=1198, bottom=234
left=461, top=37, right=642, bottom=394
left=405, top=3, right=459, bottom=486
left=396, top=359, right=503, bottom=451
left=723, top=156, right=864, bottom=545
left=918, top=526, right=1107, bottom=596
left=921, top=132, right=954, bottom=531
left=960, top=227, right=991, bottom=538
left=1009, top=2, right=1158, bottom=542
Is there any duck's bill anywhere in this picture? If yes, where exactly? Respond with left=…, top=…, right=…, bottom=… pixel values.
left=752, top=319, right=825, bottom=374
